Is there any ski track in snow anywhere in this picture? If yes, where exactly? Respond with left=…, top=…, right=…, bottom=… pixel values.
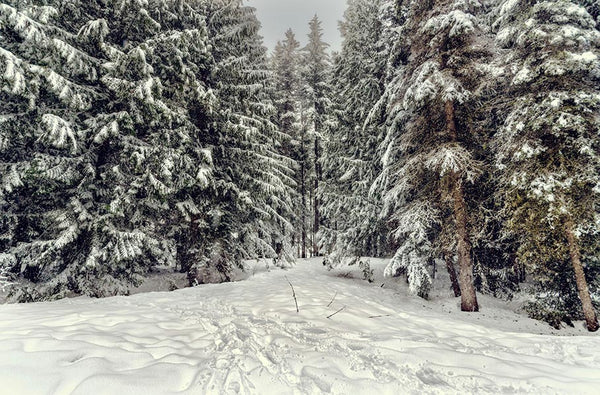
left=0, top=259, right=599, bottom=394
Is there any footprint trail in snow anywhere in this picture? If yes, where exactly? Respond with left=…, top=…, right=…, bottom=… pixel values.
left=0, top=258, right=599, bottom=394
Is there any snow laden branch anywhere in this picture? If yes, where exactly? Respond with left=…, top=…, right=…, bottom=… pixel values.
left=424, top=144, right=483, bottom=183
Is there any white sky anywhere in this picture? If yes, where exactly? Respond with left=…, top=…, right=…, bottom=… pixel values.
left=244, top=0, right=347, bottom=53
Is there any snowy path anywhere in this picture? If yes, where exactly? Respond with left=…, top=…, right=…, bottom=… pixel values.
left=0, top=259, right=599, bottom=394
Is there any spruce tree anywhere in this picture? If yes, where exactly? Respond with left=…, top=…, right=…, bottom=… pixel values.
left=377, top=0, right=491, bottom=308
left=0, top=0, right=243, bottom=298
left=0, top=0, right=112, bottom=299
left=320, top=0, right=389, bottom=269
left=299, top=15, right=331, bottom=256
left=493, top=0, right=600, bottom=331
left=202, top=0, right=295, bottom=270
left=271, top=29, right=304, bottom=258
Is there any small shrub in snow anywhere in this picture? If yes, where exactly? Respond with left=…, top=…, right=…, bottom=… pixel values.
left=385, top=248, right=432, bottom=299
left=359, top=259, right=374, bottom=283
left=525, top=299, right=575, bottom=330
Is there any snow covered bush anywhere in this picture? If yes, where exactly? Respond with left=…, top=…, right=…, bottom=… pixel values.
left=385, top=246, right=432, bottom=299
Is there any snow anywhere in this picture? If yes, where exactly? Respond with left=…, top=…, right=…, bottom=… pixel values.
left=1, top=259, right=599, bottom=394
left=422, top=10, right=476, bottom=39
left=40, top=114, right=77, bottom=152
left=512, top=66, right=534, bottom=85
left=570, top=51, right=598, bottom=63
left=0, top=47, right=27, bottom=94
left=498, top=0, right=519, bottom=18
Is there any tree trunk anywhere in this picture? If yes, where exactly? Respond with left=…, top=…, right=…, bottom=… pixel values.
left=512, top=254, right=525, bottom=283
left=309, top=186, right=314, bottom=257
left=298, top=125, right=308, bottom=259
left=445, top=99, right=478, bottom=312
left=444, top=252, right=461, bottom=297
left=565, top=218, right=599, bottom=332
left=313, top=136, right=321, bottom=256
left=453, top=180, right=479, bottom=311
left=301, top=169, right=306, bottom=259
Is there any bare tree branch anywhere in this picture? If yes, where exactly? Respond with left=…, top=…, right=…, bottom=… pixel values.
left=327, top=291, right=337, bottom=307
left=326, top=306, right=345, bottom=319
left=285, top=276, right=299, bottom=313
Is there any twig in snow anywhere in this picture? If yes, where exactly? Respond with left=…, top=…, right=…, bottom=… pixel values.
left=285, top=276, right=299, bottom=313
left=327, top=291, right=338, bottom=307
left=368, top=314, right=391, bottom=319
left=326, top=306, right=346, bottom=319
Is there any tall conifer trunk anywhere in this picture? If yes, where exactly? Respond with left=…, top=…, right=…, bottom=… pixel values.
left=445, top=100, right=479, bottom=312
left=313, top=135, right=321, bottom=256
left=301, top=157, right=307, bottom=259
left=565, top=217, right=599, bottom=332
left=453, top=178, right=479, bottom=311
left=301, top=128, right=308, bottom=258
left=444, top=252, right=461, bottom=297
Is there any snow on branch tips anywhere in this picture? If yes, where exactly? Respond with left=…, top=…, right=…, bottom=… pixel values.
left=0, top=48, right=27, bottom=95
left=39, top=114, right=78, bottom=153
left=424, top=144, right=482, bottom=182
left=422, top=10, right=476, bottom=40
left=391, top=201, right=440, bottom=244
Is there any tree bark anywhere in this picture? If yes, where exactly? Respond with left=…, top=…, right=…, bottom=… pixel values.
left=453, top=179, right=479, bottom=311
left=445, top=99, right=479, bottom=312
left=444, top=252, right=461, bottom=297
left=565, top=218, right=599, bottom=332
left=313, top=136, right=321, bottom=256
left=445, top=100, right=458, bottom=140
left=301, top=158, right=307, bottom=259
left=512, top=255, right=526, bottom=283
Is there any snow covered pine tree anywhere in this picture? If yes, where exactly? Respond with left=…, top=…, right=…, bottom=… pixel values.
left=299, top=15, right=331, bottom=257
left=378, top=0, right=491, bottom=308
left=320, top=0, right=389, bottom=269
left=1, top=0, right=292, bottom=299
left=271, top=28, right=304, bottom=258
left=202, top=0, right=296, bottom=271
left=493, top=0, right=600, bottom=331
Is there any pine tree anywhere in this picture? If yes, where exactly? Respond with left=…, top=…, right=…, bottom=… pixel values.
left=577, top=0, right=600, bottom=28
left=493, top=0, right=600, bottom=331
left=320, top=0, right=390, bottom=269
left=271, top=29, right=304, bottom=258
left=129, top=0, right=216, bottom=275
left=202, top=0, right=296, bottom=271
left=372, top=0, right=436, bottom=297
left=1, top=0, right=218, bottom=298
left=0, top=0, right=109, bottom=299
left=376, top=0, right=493, bottom=307
left=299, top=15, right=331, bottom=256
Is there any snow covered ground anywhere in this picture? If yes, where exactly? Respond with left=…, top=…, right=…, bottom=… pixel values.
left=0, top=258, right=599, bottom=394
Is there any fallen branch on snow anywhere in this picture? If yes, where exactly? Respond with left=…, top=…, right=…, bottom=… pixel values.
left=326, top=306, right=346, bottom=319
left=285, top=276, right=299, bottom=313
left=327, top=291, right=338, bottom=307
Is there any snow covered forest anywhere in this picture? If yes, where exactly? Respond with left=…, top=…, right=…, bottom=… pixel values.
left=1, top=0, right=600, bottom=337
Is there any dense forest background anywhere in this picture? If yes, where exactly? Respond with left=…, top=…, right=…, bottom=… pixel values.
left=1, top=0, right=599, bottom=331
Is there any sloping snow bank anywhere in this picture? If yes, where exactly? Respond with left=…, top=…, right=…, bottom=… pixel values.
left=0, top=258, right=599, bottom=394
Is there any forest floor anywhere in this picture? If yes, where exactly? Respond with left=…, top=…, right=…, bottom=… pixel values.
left=0, top=258, right=599, bottom=394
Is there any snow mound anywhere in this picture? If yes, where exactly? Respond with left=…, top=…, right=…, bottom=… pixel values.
left=0, top=258, right=599, bottom=394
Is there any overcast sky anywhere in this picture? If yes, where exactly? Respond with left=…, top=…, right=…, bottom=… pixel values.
left=244, top=0, right=347, bottom=53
